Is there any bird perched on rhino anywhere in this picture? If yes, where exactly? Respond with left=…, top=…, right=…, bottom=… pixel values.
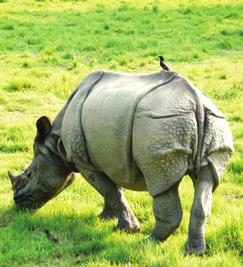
left=159, top=56, right=170, bottom=71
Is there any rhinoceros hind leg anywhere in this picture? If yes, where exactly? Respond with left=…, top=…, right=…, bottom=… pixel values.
left=151, top=182, right=182, bottom=241
left=80, top=169, right=140, bottom=233
left=185, top=166, right=214, bottom=255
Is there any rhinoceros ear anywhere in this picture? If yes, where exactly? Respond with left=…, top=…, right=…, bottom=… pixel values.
left=36, top=116, right=52, bottom=142
left=8, top=171, right=17, bottom=186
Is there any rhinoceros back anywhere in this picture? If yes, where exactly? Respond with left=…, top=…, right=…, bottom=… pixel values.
left=82, top=71, right=176, bottom=189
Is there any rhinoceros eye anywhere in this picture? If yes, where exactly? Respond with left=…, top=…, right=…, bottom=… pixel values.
left=25, top=170, right=31, bottom=179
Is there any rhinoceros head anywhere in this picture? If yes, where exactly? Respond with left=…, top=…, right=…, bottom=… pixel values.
left=8, top=116, right=75, bottom=209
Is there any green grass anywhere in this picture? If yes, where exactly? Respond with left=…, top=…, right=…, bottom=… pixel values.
left=0, top=0, right=242, bottom=266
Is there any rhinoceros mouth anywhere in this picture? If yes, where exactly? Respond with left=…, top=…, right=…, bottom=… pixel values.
left=14, top=192, right=53, bottom=210
left=14, top=191, right=34, bottom=201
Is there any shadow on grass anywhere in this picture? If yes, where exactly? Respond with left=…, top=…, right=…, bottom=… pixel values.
left=0, top=204, right=147, bottom=265
left=0, top=202, right=242, bottom=266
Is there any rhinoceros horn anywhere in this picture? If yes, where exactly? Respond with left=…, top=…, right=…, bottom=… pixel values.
left=8, top=171, right=17, bottom=185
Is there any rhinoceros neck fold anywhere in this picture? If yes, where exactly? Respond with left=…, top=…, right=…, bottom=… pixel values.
left=61, top=71, right=105, bottom=172
left=43, top=129, right=78, bottom=173
left=44, top=81, right=85, bottom=173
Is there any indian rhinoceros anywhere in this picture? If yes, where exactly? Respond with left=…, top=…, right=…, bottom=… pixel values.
left=8, top=70, right=233, bottom=255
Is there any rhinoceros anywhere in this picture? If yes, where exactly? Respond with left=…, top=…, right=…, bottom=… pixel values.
left=8, top=70, right=233, bottom=255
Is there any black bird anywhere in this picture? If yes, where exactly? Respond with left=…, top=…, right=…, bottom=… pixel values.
left=159, top=56, right=170, bottom=71
left=44, top=229, right=59, bottom=244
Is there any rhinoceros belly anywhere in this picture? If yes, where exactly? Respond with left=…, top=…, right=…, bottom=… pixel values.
left=81, top=71, right=176, bottom=190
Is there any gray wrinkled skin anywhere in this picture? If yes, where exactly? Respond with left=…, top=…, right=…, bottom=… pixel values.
left=9, top=70, right=233, bottom=255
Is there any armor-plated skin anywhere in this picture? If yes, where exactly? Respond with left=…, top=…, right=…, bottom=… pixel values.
left=9, top=70, right=233, bottom=255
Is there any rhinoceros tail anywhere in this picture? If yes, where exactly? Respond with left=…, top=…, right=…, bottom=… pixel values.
left=183, top=78, right=205, bottom=179
left=194, top=91, right=205, bottom=179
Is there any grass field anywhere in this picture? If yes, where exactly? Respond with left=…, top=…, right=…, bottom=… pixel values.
left=0, top=0, right=242, bottom=266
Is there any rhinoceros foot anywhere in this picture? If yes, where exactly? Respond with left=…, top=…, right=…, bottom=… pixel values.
left=116, top=213, right=140, bottom=233
left=98, top=200, right=116, bottom=220
left=99, top=208, right=116, bottom=220
left=185, top=238, right=206, bottom=255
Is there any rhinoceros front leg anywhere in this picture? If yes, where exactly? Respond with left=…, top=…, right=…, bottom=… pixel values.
left=185, top=166, right=214, bottom=255
left=80, top=169, right=140, bottom=232
left=99, top=199, right=116, bottom=220
left=151, top=182, right=183, bottom=241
